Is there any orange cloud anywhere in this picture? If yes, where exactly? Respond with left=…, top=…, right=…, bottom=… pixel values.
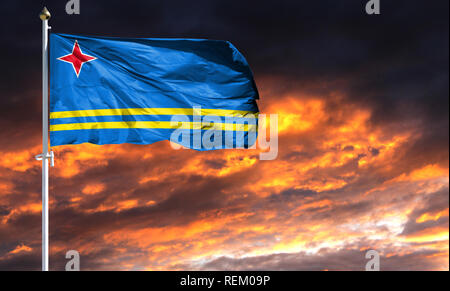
left=395, top=164, right=449, bottom=183
left=404, top=226, right=449, bottom=243
left=8, top=244, right=32, bottom=255
left=416, top=209, right=449, bottom=224
left=82, top=183, right=105, bottom=195
left=0, top=89, right=448, bottom=271
left=1, top=145, right=40, bottom=172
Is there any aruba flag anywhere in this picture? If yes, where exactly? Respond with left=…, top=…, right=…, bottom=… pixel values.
left=50, top=33, right=259, bottom=150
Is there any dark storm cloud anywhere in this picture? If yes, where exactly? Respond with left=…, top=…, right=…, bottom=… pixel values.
left=0, top=251, right=41, bottom=271
left=192, top=247, right=445, bottom=271
left=47, top=152, right=260, bottom=244
left=3, top=0, right=448, bottom=120
left=1, top=0, right=448, bottom=153
left=401, top=187, right=449, bottom=236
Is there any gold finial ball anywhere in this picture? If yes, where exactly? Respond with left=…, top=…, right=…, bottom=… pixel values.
left=39, top=7, right=51, bottom=21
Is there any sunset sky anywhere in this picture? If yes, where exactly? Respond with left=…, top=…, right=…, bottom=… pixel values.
left=0, top=0, right=448, bottom=270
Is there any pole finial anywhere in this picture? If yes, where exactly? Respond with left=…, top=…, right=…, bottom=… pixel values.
left=39, top=7, right=51, bottom=21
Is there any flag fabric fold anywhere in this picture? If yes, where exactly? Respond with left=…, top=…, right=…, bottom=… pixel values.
left=50, top=33, right=259, bottom=150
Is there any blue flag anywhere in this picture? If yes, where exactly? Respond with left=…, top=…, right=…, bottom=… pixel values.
left=50, top=33, right=259, bottom=150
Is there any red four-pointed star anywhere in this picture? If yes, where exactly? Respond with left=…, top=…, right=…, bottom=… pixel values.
left=57, top=40, right=97, bottom=77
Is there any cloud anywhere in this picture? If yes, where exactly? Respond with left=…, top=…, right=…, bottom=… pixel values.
left=0, top=0, right=448, bottom=271
left=189, top=246, right=448, bottom=271
left=401, top=187, right=449, bottom=238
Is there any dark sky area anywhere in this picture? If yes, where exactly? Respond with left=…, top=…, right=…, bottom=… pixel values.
left=1, top=0, right=449, bottom=150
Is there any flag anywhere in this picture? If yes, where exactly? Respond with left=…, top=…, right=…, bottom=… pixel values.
left=50, top=33, right=259, bottom=150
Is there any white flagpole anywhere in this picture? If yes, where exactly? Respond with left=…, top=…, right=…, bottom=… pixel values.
left=37, top=7, right=53, bottom=272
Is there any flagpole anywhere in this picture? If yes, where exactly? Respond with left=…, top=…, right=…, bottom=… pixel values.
left=38, top=7, right=52, bottom=272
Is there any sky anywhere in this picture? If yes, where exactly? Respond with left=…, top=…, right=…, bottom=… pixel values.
left=0, top=0, right=448, bottom=270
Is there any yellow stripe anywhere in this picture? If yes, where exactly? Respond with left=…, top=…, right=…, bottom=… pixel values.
left=50, top=108, right=258, bottom=119
left=50, top=121, right=257, bottom=132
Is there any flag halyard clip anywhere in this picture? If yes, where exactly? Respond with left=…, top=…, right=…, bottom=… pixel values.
left=35, top=151, right=55, bottom=167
